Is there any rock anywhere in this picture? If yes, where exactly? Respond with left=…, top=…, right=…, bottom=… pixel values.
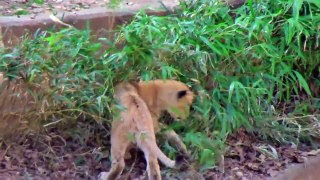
left=32, top=7, right=44, bottom=14
left=235, top=171, right=244, bottom=178
left=30, top=3, right=40, bottom=8
left=98, top=172, right=109, bottom=180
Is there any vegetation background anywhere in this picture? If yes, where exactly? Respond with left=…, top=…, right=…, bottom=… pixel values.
left=0, top=0, right=319, bottom=178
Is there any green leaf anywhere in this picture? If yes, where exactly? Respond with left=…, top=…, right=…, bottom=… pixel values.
left=228, top=81, right=236, bottom=102
left=294, top=70, right=312, bottom=96
left=307, top=0, right=320, bottom=8
left=29, top=69, right=40, bottom=83
left=293, top=0, right=303, bottom=20
left=200, top=149, right=214, bottom=165
left=161, top=65, right=168, bottom=80
left=34, top=0, right=44, bottom=4
left=199, top=36, right=222, bottom=55
left=15, top=9, right=29, bottom=15
left=247, top=0, right=255, bottom=19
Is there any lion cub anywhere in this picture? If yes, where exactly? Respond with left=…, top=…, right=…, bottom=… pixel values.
left=107, top=80, right=194, bottom=180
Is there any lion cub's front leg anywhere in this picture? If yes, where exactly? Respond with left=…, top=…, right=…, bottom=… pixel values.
left=163, top=129, right=189, bottom=156
left=159, top=123, right=189, bottom=156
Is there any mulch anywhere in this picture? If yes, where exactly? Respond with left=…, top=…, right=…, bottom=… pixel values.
left=1, top=120, right=319, bottom=180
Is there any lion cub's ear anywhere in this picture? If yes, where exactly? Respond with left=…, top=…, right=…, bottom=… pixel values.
left=177, top=90, right=187, bottom=99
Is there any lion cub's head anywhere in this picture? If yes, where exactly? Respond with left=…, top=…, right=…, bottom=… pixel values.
left=136, top=79, right=195, bottom=121
left=161, top=80, right=194, bottom=120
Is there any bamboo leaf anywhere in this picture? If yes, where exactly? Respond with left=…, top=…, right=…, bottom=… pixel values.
left=294, top=70, right=312, bottom=96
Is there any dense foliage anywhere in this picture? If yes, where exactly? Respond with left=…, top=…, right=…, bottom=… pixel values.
left=1, top=0, right=319, bottom=170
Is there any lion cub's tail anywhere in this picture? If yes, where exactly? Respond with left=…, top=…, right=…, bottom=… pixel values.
left=152, top=143, right=176, bottom=168
left=149, top=141, right=188, bottom=169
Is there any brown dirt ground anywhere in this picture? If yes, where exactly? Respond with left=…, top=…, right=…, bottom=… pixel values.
left=1, top=122, right=319, bottom=179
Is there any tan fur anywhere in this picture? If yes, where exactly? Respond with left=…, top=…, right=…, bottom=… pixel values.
left=135, top=80, right=194, bottom=155
left=107, top=80, right=194, bottom=180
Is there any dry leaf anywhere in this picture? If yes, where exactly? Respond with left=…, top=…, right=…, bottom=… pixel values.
left=247, top=162, right=260, bottom=171
left=235, top=171, right=244, bottom=177
left=307, top=149, right=320, bottom=156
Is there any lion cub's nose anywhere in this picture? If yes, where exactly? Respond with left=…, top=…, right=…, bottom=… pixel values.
left=189, top=106, right=195, bottom=112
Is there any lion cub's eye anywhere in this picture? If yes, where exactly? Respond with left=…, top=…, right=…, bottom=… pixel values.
left=177, top=90, right=187, bottom=99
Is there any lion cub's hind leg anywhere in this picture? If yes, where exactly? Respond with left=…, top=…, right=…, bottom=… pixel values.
left=137, top=134, right=162, bottom=180
left=145, top=151, right=161, bottom=180
left=107, top=127, right=130, bottom=180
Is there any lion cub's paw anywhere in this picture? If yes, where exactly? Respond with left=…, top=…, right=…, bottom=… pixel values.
left=175, top=154, right=191, bottom=171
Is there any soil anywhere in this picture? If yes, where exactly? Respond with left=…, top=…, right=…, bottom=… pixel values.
left=0, top=0, right=115, bottom=17
left=1, top=122, right=319, bottom=179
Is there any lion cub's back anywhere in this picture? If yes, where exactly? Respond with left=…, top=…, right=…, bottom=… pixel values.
left=113, top=82, right=154, bottom=133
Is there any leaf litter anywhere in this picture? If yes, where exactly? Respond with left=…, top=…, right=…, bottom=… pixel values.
left=1, top=124, right=320, bottom=179
left=202, top=127, right=319, bottom=179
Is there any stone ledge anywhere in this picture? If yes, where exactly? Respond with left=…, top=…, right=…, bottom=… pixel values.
left=0, top=0, right=179, bottom=47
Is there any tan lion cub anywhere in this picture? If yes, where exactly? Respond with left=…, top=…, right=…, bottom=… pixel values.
left=107, top=79, right=194, bottom=180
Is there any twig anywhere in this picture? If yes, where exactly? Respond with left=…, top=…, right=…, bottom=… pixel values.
left=43, top=118, right=64, bottom=127
left=0, top=144, right=11, bottom=161
left=49, top=14, right=74, bottom=28
left=276, top=114, right=317, bottom=121
left=125, top=148, right=138, bottom=180
left=0, top=169, right=20, bottom=173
